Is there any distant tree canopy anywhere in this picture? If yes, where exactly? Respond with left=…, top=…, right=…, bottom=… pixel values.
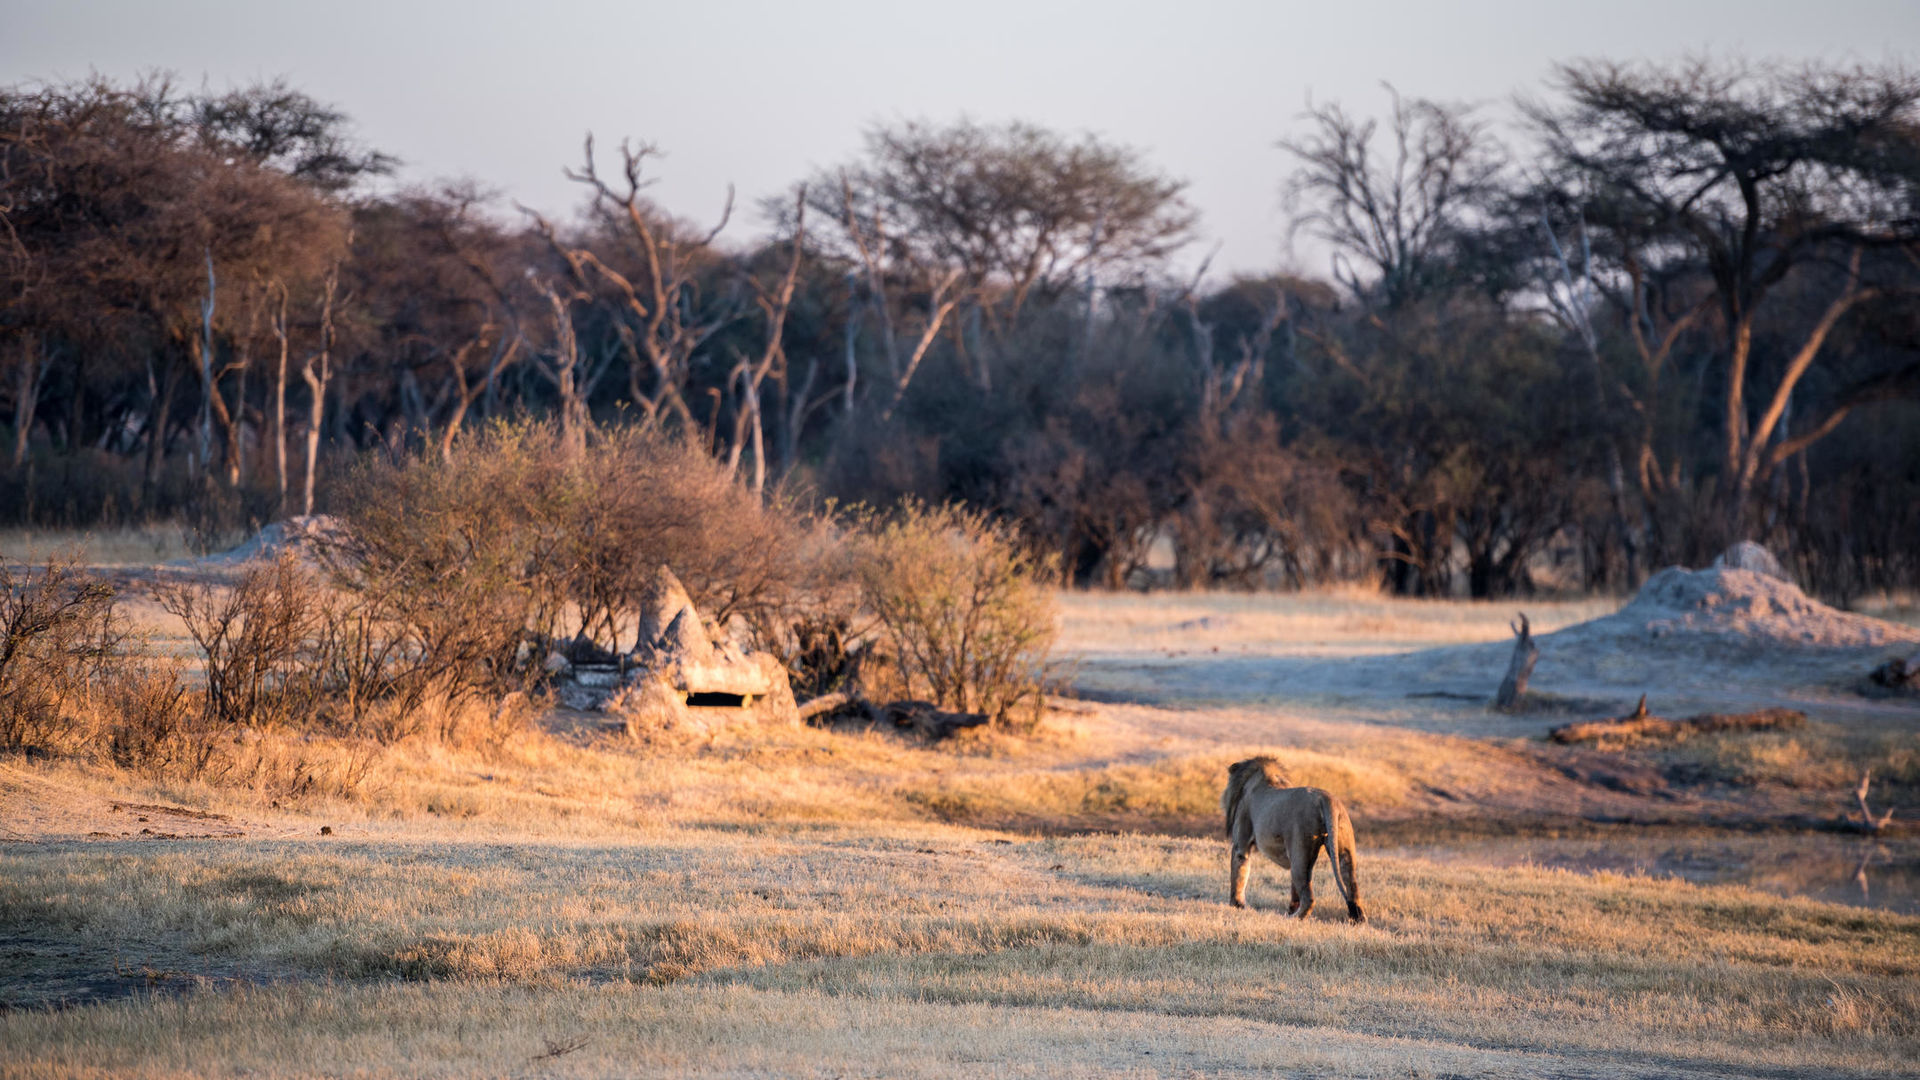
left=3, top=58, right=1918, bottom=601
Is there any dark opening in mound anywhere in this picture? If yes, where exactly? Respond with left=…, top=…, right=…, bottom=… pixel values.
left=686, top=692, right=748, bottom=708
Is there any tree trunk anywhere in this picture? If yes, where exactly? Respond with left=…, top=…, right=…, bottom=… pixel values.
left=144, top=354, right=178, bottom=495
left=197, top=333, right=245, bottom=488
left=272, top=291, right=289, bottom=513
left=1493, top=613, right=1538, bottom=710
left=783, top=354, right=817, bottom=479
left=299, top=360, right=326, bottom=517
left=300, top=263, right=341, bottom=517
left=198, top=249, right=218, bottom=483
left=10, top=335, right=40, bottom=468
left=746, top=372, right=766, bottom=497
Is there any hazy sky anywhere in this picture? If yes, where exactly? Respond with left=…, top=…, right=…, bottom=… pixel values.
left=5, top=0, right=1918, bottom=277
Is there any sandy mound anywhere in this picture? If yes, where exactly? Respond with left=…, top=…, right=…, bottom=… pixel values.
left=1593, top=566, right=1920, bottom=649
left=1708, top=540, right=1789, bottom=581
left=210, top=514, right=350, bottom=566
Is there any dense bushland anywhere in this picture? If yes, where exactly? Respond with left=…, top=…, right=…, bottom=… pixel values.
left=0, top=421, right=1069, bottom=780
left=4, top=60, right=1920, bottom=600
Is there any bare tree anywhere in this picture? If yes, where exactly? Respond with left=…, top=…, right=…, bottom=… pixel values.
left=299, top=251, right=343, bottom=517
left=1282, top=87, right=1503, bottom=308
left=725, top=188, right=806, bottom=497
left=527, top=136, right=734, bottom=435
left=526, top=275, right=592, bottom=457
left=824, top=172, right=966, bottom=420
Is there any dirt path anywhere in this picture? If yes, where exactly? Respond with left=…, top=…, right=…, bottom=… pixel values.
left=0, top=764, right=294, bottom=844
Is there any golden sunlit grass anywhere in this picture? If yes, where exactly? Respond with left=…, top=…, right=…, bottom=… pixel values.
left=901, top=748, right=1413, bottom=835
left=6, top=580, right=1920, bottom=1077
left=3, top=826, right=1915, bottom=1077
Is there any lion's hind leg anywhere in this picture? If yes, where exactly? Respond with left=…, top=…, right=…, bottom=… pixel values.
left=1229, top=818, right=1255, bottom=908
left=1288, top=832, right=1319, bottom=919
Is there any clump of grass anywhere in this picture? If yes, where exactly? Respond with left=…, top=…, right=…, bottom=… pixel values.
left=1661, top=729, right=1888, bottom=790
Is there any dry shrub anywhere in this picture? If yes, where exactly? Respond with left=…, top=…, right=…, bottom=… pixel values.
left=337, top=420, right=833, bottom=657
left=0, top=556, right=121, bottom=753
left=105, top=658, right=198, bottom=770
left=857, top=502, right=1057, bottom=729
left=570, top=426, right=831, bottom=645
left=156, top=552, right=327, bottom=731
left=313, top=566, right=529, bottom=744
left=152, top=546, right=530, bottom=748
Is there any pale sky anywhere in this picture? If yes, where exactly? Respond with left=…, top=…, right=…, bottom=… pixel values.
left=5, top=0, right=1918, bottom=278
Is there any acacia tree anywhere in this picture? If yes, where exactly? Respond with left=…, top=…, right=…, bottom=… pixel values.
left=0, top=76, right=365, bottom=502
left=804, top=119, right=1197, bottom=399
left=1529, top=58, right=1920, bottom=535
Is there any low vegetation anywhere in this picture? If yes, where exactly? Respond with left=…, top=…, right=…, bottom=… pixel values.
left=0, top=424, right=1068, bottom=821
left=2, top=823, right=1915, bottom=1077
left=858, top=501, right=1058, bottom=728
left=2, top=571, right=1918, bottom=1075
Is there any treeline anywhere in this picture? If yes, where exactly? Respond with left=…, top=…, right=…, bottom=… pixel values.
left=3, top=59, right=1918, bottom=600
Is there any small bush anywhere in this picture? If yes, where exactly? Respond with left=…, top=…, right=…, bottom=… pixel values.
left=0, top=556, right=122, bottom=753
left=156, top=552, right=327, bottom=731
left=105, top=658, right=197, bottom=770
left=857, top=502, right=1057, bottom=729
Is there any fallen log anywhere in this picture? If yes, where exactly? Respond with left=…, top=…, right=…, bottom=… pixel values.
left=796, top=691, right=853, bottom=723
left=1549, top=696, right=1805, bottom=747
left=879, top=699, right=991, bottom=740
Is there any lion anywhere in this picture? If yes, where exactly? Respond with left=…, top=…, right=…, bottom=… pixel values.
left=1221, top=756, right=1365, bottom=923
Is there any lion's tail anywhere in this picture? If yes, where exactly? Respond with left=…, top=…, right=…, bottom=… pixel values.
left=1319, top=793, right=1366, bottom=924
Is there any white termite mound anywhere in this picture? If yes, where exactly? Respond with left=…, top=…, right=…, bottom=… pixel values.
left=607, top=565, right=797, bottom=740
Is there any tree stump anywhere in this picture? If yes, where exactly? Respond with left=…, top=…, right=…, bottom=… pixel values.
left=1493, top=612, right=1539, bottom=710
left=1868, top=651, right=1920, bottom=695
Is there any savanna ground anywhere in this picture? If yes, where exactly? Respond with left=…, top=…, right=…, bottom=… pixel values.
left=3, top=537, right=1919, bottom=1078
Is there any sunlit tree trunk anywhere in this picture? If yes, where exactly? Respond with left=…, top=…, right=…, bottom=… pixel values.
left=299, top=261, right=341, bottom=517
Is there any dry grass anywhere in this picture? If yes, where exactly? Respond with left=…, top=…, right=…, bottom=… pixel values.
left=7, top=582, right=1920, bottom=1076
left=1853, top=590, right=1920, bottom=631
left=2, top=826, right=1915, bottom=1077
left=0, top=526, right=197, bottom=567
left=1657, top=726, right=1920, bottom=797
left=1057, top=587, right=1623, bottom=658
left=901, top=748, right=1412, bottom=835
